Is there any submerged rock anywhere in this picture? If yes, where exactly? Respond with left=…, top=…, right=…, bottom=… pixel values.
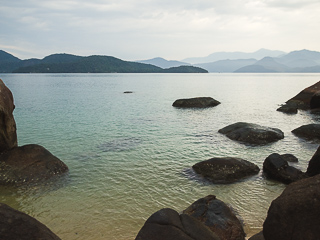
left=291, top=123, right=320, bottom=141
left=0, top=79, right=17, bottom=152
left=172, top=97, right=220, bottom=108
left=0, top=203, right=61, bottom=240
left=263, top=153, right=305, bottom=184
left=218, top=122, right=284, bottom=145
left=277, top=80, right=320, bottom=111
left=183, top=195, right=246, bottom=240
left=192, top=157, right=260, bottom=184
left=0, top=144, right=69, bottom=185
left=135, top=208, right=221, bottom=240
left=263, top=174, right=320, bottom=240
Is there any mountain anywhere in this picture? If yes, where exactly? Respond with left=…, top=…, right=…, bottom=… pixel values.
left=195, top=59, right=257, bottom=73
left=183, top=48, right=286, bottom=64
left=234, top=50, right=320, bottom=73
left=137, top=57, right=190, bottom=68
left=0, top=51, right=207, bottom=73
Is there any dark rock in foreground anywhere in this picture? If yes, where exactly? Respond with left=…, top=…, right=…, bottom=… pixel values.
left=263, top=153, right=305, bottom=184
left=0, top=79, right=17, bottom=152
left=218, top=122, right=284, bottom=145
left=135, top=208, right=220, bottom=240
left=172, top=97, right=220, bottom=108
left=291, top=123, right=320, bottom=140
left=183, top=195, right=246, bottom=240
left=263, top=174, right=320, bottom=240
left=0, top=144, right=69, bottom=185
left=248, top=231, right=265, bottom=240
left=192, top=157, right=260, bottom=184
left=306, top=145, right=320, bottom=177
left=0, top=203, right=61, bottom=240
left=278, top=80, right=320, bottom=111
left=310, top=91, right=320, bottom=109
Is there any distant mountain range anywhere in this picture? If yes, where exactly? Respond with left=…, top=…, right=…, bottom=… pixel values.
left=0, top=51, right=207, bottom=73
left=2, top=49, right=320, bottom=73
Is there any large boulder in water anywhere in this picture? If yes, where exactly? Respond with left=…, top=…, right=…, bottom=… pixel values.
left=291, top=123, right=320, bottom=141
left=183, top=195, right=246, bottom=240
left=218, top=122, right=284, bottom=145
left=0, top=203, right=61, bottom=240
left=263, top=153, right=305, bottom=184
left=172, top=97, right=220, bottom=108
left=306, top=145, right=320, bottom=177
left=192, top=157, right=260, bottom=184
left=0, top=144, right=69, bottom=185
left=0, top=79, right=17, bottom=152
left=135, top=208, right=221, bottom=240
left=277, top=80, right=320, bottom=112
left=263, top=174, right=320, bottom=240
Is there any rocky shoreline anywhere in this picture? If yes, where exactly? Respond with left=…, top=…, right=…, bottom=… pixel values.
left=1, top=80, right=320, bottom=239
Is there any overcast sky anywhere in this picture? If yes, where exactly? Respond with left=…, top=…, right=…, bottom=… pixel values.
left=1, top=0, right=320, bottom=61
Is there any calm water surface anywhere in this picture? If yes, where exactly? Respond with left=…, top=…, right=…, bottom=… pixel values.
left=1, top=73, right=320, bottom=239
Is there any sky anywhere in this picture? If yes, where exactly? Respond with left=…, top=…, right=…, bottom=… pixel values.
left=1, top=0, right=320, bottom=61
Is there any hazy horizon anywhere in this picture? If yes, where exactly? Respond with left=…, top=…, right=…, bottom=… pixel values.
left=1, top=0, right=320, bottom=61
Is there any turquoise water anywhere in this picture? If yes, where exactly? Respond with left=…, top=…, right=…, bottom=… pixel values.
left=0, top=73, right=320, bottom=239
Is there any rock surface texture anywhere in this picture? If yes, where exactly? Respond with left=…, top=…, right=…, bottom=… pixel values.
left=306, top=145, right=320, bottom=177
left=263, top=174, right=320, bottom=240
left=135, top=208, right=221, bottom=240
left=0, top=203, right=61, bottom=240
left=192, top=157, right=260, bottom=184
left=0, top=144, right=69, bottom=184
left=218, top=122, right=284, bottom=145
left=263, top=153, right=305, bottom=184
left=277, top=80, right=320, bottom=112
left=183, top=195, right=246, bottom=240
left=172, top=97, right=220, bottom=108
left=291, top=123, right=320, bottom=141
left=0, top=79, right=17, bottom=152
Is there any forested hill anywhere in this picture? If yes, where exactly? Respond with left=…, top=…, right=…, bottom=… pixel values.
left=0, top=51, right=208, bottom=73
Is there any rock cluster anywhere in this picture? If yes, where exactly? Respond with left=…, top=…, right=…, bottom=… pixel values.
left=0, top=79, right=68, bottom=185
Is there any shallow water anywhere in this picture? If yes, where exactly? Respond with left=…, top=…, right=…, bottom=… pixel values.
left=0, top=73, right=319, bottom=239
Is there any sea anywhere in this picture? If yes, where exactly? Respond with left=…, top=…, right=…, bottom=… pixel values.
left=0, top=73, right=319, bottom=239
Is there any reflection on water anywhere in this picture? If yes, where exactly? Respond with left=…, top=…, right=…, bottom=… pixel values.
left=0, top=73, right=319, bottom=239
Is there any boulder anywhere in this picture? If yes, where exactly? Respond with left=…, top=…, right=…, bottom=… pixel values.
left=291, top=123, right=320, bottom=140
left=0, top=79, right=17, bottom=152
left=248, top=231, right=265, bottom=240
left=0, top=203, right=61, bottom=240
left=218, top=122, right=284, bottom=145
left=183, top=195, right=246, bottom=240
left=172, top=97, right=220, bottom=108
left=263, top=174, right=320, bottom=240
left=192, top=157, right=260, bottom=184
left=280, top=153, right=298, bottom=163
left=310, top=91, right=320, bottom=109
left=306, top=145, right=320, bottom=177
left=0, top=144, right=69, bottom=185
left=263, top=153, right=305, bottom=184
left=276, top=104, right=298, bottom=114
left=278, top=80, right=320, bottom=111
left=135, top=208, right=221, bottom=240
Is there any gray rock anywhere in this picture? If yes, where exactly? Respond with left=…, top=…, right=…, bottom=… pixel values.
left=0, top=144, right=69, bottom=185
left=292, top=124, right=320, bottom=140
left=263, top=153, right=305, bottom=184
left=263, top=174, right=320, bottom=240
left=135, top=208, right=220, bottom=240
left=183, top=195, right=246, bottom=240
left=0, top=203, right=61, bottom=240
left=172, top=97, right=220, bottom=108
left=192, top=157, right=260, bottom=184
left=0, top=79, right=17, bottom=152
left=218, top=122, right=284, bottom=145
